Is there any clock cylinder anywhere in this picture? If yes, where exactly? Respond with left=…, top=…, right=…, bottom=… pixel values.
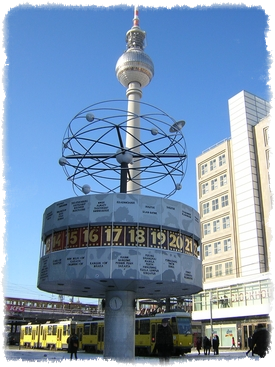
left=37, top=193, right=202, bottom=298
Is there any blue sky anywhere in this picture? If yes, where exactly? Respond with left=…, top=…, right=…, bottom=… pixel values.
left=2, top=2, right=272, bottom=303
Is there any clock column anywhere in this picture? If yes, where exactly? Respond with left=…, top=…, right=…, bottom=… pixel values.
left=104, top=290, right=136, bottom=361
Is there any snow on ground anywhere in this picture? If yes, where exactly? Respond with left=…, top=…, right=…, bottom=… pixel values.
left=2, top=347, right=271, bottom=365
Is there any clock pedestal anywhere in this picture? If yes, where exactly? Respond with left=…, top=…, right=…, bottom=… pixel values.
left=104, top=290, right=136, bottom=361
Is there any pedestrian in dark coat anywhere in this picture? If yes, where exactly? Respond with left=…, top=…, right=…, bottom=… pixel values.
left=155, top=318, right=174, bottom=363
left=246, top=336, right=254, bottom=356
left=203, top=336, right=211, bottom=355
left=251, top=324, right=270, bottom=358
left=212, top=334, right=219, bottom=355
left=196, top=336, right=202, bottom=355
left=67, top=333, right=79, bottom=360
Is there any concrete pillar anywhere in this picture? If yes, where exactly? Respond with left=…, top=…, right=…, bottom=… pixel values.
left=104, top=290, right=136, bottom=361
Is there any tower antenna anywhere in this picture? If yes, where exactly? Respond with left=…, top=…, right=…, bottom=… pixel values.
left=133, top=6, right=139, bottom=27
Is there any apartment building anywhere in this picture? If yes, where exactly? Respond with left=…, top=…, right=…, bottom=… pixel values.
left=192, top=90, right=272, bottom=349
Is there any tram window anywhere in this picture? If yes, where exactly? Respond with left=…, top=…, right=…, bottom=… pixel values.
left=48, top=325, right=53, bottom=335
left=170, top=317, right=178, bottom=334
left=91, top=323, right=98, bottom=335
left=84, top=323, right=90, bottom=335
left=53, top=325, right=57, bottom=335
left=140, top=320, right=150, bottom=335
left=135, top=320, right=139, bottom=335
left=40, top=326, right=43, bottom=336
left=177, top=317, right=191, bottom=335
left=63, top=325, right=67, bottom=336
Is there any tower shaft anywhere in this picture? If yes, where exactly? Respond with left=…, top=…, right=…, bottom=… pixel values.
left=126, top=82, right=142, bottom=193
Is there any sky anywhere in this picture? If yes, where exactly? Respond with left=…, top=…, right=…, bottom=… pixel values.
left=1, top=1, right=274, bottom=304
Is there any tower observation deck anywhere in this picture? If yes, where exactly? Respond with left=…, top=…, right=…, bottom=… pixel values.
left=116, top=6, right=154, bottom=89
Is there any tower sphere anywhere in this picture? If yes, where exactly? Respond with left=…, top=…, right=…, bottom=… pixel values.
left=116, top=148, right=133, bottom=164
left=116, top=49, right=154, bottom=88
left=82, top=184, right=91, bottom=194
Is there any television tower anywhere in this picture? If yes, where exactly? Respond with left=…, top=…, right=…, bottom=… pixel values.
left=116, top=6, right=154, bottom=193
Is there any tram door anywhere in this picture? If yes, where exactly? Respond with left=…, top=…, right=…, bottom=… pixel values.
left=42, top=327, right=47, bottom=349
left=56, top=327, right=62, bottom=350
left=31, top=327, right=36, bottom=348
left=151, top=322, right=157, bottom=354
left=77, top=325, right=83, bottom=350
left=97, top=324, right=104, bottom=353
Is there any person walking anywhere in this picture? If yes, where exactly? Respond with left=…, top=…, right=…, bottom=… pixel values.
left=196, top=336, right=202, bottom=355
left=155, top=318, right=174, bottom=363
left=246, top=336, right=254, bottom=356
left=212, top=334, right=219, bottom=355
left=251, top=324, right=270, bottom=358
left=203, top=336, right=211, bottom=355
left=231, top=336, right=236, bottom=349
left=67, top=332, right=79, bottom=360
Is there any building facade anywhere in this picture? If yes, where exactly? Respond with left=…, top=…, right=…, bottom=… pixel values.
left=192, top=90, right=272, bottom=349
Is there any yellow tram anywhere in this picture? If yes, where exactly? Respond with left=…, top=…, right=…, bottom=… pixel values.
left=20, top=320, right=78, bottom=350
left=135, top=312, right=193, bottom=355
left=20, top=312, right=193, bottom=356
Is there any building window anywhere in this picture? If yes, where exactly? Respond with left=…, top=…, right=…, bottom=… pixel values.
left=213, top=220, right=220, bottom=232
left=203, top=202, right=210, bottom=215
left=212, top=199, right=219, bottom=211
left=225, top=261, right=233, bottom=275
left=205, top=244, right=212, bottom=257
left=224, top=238, right=231, bottom=251
left=221, top=195, right=229, bottom=207
left=266, top=149, right=274, bottom=168
left=214, top=241, right=221, bottom=254
left=268, top=172, right=274, bottom=192
left=215, top=264, right=222, bottom=277
left=263, top=127, right=269, bottom=147
left=270, top=195, right=275, bottom=217
left=222, top=216, right=230, bottom=229
left=205, top=266, right=213, bottom=279
left=220, top=174, right=227, bottom=186
left=202, top=182, right=209, bottom=195
left=201, top=163, right=208, bottom=175
left=203, top=223, right=211, bottom=235
left=219, top=154, right=226, bottom=166
left=266, top=128, right=273, bottom=144
left=211, top=178, right=218, bottom=191
left=210, top=159, right=216, bottom=171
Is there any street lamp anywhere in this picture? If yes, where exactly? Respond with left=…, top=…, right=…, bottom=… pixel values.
left=210, top=291, right=213, bottom=337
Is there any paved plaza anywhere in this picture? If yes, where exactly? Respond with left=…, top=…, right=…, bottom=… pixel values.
left=2, top=347, right=271, bottom=366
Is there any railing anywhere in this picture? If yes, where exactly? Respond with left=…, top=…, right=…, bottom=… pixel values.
left=200, top=138, right=231, bottom=155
